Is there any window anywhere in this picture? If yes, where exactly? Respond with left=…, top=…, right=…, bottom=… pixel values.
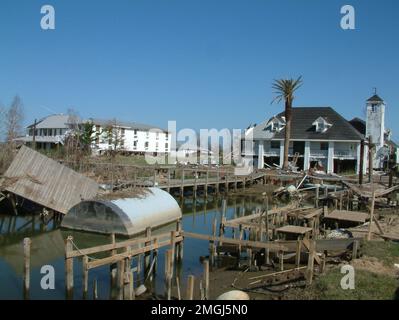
left=145, top=141, right=149, bottom=149
left=121, top=128, right=125, bottom=136
left=133, top=141, right=138, bottom=147
left=371, top=104, right=378, bottom=112
left=320, top=142, right=329, bottom=151
left=165, top=132, right=169, bottom=139
left=269, top=122, right=277, bottom=132
left=134, top=129, right=138, bottom=136
left=165, top=143, right=168, bottom=149
left=156, top=132, right=159, bottom=140
left=271, top=141, right=280, bottom=149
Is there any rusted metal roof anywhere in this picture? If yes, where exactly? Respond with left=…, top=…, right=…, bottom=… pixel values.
left=1, top=146, right=98, bottom=214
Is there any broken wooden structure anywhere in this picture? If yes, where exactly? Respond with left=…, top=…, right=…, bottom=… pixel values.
left=0, top=146, right=99, bottom=217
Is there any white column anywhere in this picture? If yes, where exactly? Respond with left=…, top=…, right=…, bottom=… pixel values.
left=258, top=143, right=264, bottom=169
left=364, top=144, right=369, bottom=174
left=279, top=141, right=284, bottom=168
left=327, top=142, right=334, bottom=174
left=304, top=141, right=310, bottom=171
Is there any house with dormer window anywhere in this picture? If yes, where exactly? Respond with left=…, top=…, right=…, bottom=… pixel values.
left=243, top=106, right=366, bottom=174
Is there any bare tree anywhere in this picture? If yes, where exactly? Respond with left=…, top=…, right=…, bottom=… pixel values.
left=103, top=119, right=124, bottom=157
left=0, top=95, right=24, bottom=173
left=5, top=95, right=24, bottom=143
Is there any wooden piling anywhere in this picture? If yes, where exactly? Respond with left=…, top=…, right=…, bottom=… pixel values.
left=279, top=250, right=284, bottom=271
left=153, top=238, right=158, bottom=275
left=165, top=249, right=173, bottom=300
left=176, top=219, right=184, bottom=262
left=116, top=258, right=125, bottom=300
left=123, top=258, right=132, bottom=300
left=306, top=240, right=316, bottom=285
left=203, top=259, right=209, bottom=300
left=295, top=240, right=302, bottom=268
left=186, top=275, right=195, bottom=300
left=367, top=190, right=376, bottom=241
left=65, top=236, right=74, bottom=300
left=23, top=237, right=31, bottom=300
left=82, top=255, right=89, bottom=299
left=144, top=227, right=152, bottom=272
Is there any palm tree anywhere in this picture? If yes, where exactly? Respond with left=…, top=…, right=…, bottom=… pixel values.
left=272, top=76, right=303, bottom=170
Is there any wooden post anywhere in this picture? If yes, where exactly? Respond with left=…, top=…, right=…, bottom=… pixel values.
left=367, top=190, right=376, bottom=241
left=186, top=275, right=195, bottom=300
left=247, top=248, right=252, bottom=269
left=306, top=240, right=316, bottom=285
left=181, top=169, right=185, bottom=197
left=165, top=249, right=173, bottom=300
left=315, top=186, right=320, bottom=208
left=176, top=277, right=181, bottom=300
left=210, top=218, right=217, bottom=266
left=130, top=270, right=135, bottom=300
left=23, top=237, right=31, bottom=300
left=82, top=256, right=89, bottom=299
left=203, top=259, right=209, bottom=300
left=170, top=231, right=176, bottom=270
left=320, top=253, right=326, bottom=274
left=295, top=240, right=302, bottom=268
left=144, top=227, right=152, bottom=272
left=32, top=119, right=37, bottom=150
left=153, top=238, right=158, bottom=275
left=123, top=258, right=132, bottom=300
left=352, top=240, right=359, bottom=260
left=176, top=219, right=183, bottom=262
left=339, top=193, right=343, bottom=211
left=279, top=250, right=284, bottom=271
left=116, top=259, right=125, bottom=300
left=65, top=236, right=74, bottom=300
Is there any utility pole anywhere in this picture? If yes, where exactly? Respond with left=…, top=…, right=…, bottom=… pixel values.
left=32, top=119, right=37, bottom=150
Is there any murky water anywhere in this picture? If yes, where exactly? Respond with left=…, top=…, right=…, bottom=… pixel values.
left=0, top=194, right=269, bottom=300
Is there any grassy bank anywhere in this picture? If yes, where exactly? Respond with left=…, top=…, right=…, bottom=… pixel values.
left=305, top=240, right=399, bottom=300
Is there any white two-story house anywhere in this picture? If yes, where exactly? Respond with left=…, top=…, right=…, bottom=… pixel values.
left=17, top=114, right=71, bottom=150
left=243, top=106, right=365, bottom=174
left=88, top=118, right=170, bottom=155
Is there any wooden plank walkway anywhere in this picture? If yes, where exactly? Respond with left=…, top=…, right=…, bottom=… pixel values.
left=325, top=210, right=369, bottom=223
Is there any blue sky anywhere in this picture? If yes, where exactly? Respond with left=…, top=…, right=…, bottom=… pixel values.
left=0, top=0, right=398, bottom=141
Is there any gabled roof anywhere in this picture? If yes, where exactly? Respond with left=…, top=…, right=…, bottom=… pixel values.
left=27, top=114, right=72, bottom=129
left=367, top=94, right=384, bottom=103
left=251, top=107, right=364, bottom=141
left=87, top=118, right=167, bottom=132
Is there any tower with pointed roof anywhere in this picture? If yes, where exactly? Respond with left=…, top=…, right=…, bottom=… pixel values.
left=365, top=90, right=386, bottom=168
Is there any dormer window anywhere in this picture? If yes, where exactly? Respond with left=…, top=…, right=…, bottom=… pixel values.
left=312, top=117, right=332, bottom=133
left=267, top=117, right=285, bottom=133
